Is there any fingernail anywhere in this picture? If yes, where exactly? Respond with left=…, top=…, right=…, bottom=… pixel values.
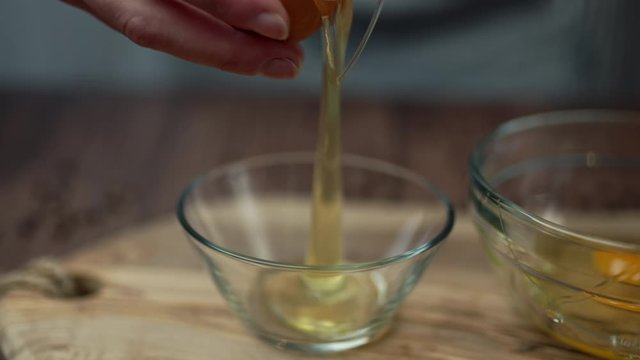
left=250, top=13, right=289, bottom=40
left=260, top=58, right=299, bottom=79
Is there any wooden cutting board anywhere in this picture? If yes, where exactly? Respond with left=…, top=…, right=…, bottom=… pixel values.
left=0, top=215, right=593, bottom=360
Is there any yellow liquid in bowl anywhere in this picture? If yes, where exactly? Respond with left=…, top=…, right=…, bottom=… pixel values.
left=475, top=210, right=640, bottom=359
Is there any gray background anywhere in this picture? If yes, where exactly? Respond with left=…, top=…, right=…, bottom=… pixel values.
left=1, top=0, right=638, bottom=103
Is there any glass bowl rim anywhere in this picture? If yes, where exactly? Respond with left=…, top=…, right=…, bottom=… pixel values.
left=470, top=109, right=640, bottom=252
left=177, top=152, right=455, bottom=272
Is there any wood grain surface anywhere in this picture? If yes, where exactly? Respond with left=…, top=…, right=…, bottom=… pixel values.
left=0, top=213, right=594, bottom=359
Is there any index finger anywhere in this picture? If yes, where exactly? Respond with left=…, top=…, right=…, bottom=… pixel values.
left=83, top=0, right=303, bottom=78
left=185, top=0, right=291, bottom=40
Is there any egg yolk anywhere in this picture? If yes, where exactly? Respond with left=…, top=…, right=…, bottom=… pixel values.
left=592, top=251, right=640, bottom=312
left=594, top=251, right=640, bottom=286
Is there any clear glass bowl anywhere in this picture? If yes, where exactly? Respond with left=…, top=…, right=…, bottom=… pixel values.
left=470, top=110, right=640, bottom=359
left=177, top=153, right=454, bottom=353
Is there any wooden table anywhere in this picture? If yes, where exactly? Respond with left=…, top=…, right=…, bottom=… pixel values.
left=0, top=213, right=594, bottom=359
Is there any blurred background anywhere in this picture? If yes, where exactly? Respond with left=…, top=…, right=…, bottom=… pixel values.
left=2, top=0, right=640, bottom=101
left=1, top=0, right=639, bottom=269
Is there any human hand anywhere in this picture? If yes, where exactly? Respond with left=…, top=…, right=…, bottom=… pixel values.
left=63, top=0, right=303, bottom=79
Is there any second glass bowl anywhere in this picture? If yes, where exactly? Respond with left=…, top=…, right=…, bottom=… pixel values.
left=470, top=110, right=640, bottom=359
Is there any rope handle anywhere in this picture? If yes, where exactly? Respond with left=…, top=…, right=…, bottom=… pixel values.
left=0, top=259, right=98, bottom=298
